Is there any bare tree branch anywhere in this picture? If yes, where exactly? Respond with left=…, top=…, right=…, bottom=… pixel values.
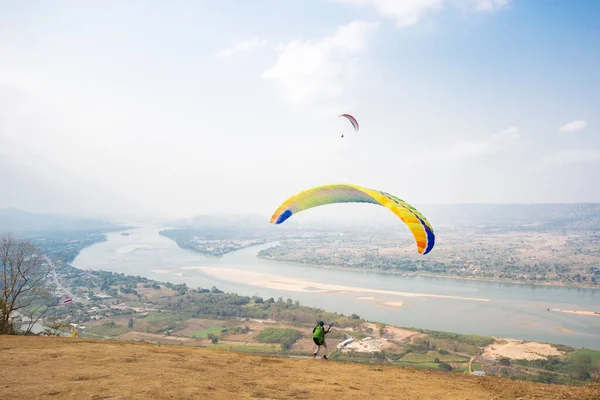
left=1, top=234, right=51, bottom=334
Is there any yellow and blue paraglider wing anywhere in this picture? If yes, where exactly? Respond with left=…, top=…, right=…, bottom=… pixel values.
left=270, top=184, right=435, bottom=255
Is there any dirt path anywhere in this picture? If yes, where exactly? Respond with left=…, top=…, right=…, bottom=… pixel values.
left=1, top=336, right=599, bottom=400
left=469, top=356, right=475, bottom=374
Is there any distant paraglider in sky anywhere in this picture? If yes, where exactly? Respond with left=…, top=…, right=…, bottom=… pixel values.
left=339, top=114, right=359, bottom=138
left=270, top=184, right=435, bottom=255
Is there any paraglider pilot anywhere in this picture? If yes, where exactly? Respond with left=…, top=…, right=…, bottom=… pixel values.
left=312, top=321, right=331, bottom=360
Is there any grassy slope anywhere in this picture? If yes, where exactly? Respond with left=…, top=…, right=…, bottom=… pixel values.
left=1, top=336, right=599, bottom=400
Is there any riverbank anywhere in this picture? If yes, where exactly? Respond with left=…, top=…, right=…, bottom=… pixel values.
left=549, top=309, right=600, bottom=318
left=192, top=266, right=491, bottom=302
left=257, top=254, right=600, bottom=290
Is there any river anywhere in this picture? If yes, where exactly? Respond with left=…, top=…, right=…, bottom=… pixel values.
left=73, top=226, right=600, bottom=350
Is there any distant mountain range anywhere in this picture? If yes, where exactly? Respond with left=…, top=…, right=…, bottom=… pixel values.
left=4, top=203, right=598, bottom=235
left=422, top=203, right=600, bottom=230
left=0, top=208, right=126, bottom=234
left=172, top=203, right=600, bottom=232
left=172, top=213, right=269, bottom=229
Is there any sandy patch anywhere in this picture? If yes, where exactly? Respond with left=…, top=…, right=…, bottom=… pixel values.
left=549, top=308, right=600, bottom=317
left=244, top=318, right=278, bottom=325
left=376, top=301, right=404, bottom=308
left=383, top=326, right=419, bottom=340
left=342, top=337, right=396, bottom=353
left=164, top=336, right=193, bottom=342
left=356, top=297, right=376, bottom=300
left=190, top=267, right=491, bottom=302
left=517, top=322, right=538, bottom=327
left=361, top=323, right=418, bottom=340
left=151, top=269, right=173, bottom=274
left=556, top=327, right=574, bottom=334
left=171, top=272, right=192, bottom=277
left=483, top=339, right=564, bottom=360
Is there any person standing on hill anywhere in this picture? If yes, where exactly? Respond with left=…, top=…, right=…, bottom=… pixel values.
left=312, top=321, right=331, bottom=360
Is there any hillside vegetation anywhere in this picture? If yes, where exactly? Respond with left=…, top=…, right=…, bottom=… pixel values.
left=1, top=336, right=599, bottom=400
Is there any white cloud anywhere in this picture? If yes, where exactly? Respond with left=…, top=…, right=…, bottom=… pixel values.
left=559, top=119, right=588, bottom=133
left=331, top=0, right=510, bottom=27
left=458, top=0, right=510, bottom=12
left=331, top=0, right=443, bottom=27
left=217, top=37, right=269, bottom=58
left=493, top=126, right=520, bottom=140
left=261, top=20, right=378, bottom=105
left=543, top=149, right=600, bottom=164
left=471, top=0, right=509, bottom=12
left=450, top=126, right=520, bottom=158
left=405, top=126, right=520, bottom=165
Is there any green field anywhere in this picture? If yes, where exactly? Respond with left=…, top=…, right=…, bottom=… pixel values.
left=186, top=326, right=226, bottom=339
left=394, top=361, right=440, bottom=370
left=400, top=351, right=470, bottom=363
left=571, top=349, right=600, bottom=364
left=427, top=338, right=480, bottom=356
left=139, top=312, right=186, bottom=330
left=140, top=314, right=169, bottom=324
left=472, top=362, right=483, bottom=371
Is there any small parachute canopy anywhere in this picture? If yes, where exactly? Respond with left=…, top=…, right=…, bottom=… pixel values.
left=270, top=184, right=435, bottom=255
left=339, top=114, right=359, bottom=131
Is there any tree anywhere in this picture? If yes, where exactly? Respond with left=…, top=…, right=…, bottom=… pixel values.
left=569, top=354, right=593, bottom=381
left=1, top=234, right=51, bottom=334
left=44, top=316, right=71, bottom=336
left=207, top=333, right=219, bottom=344
left=438, top=363, right=453, bottom=372
left=499, top=357, right=511, bottom=366
left=128, top=318, right=134, bottom=329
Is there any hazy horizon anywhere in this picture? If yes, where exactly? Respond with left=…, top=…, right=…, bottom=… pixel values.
left=2, top=1, right=599, bottom=221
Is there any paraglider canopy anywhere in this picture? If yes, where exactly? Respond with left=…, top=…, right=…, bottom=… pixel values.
left=339, top=114, right=359, bottom=132
left=270, top=184, right=435, bottom=255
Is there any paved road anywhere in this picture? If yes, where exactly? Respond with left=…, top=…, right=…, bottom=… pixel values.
left=44, top=256, right=85, bottom=304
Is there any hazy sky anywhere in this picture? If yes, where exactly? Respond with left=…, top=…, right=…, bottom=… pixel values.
left=1, top=0, right=599, bottom=220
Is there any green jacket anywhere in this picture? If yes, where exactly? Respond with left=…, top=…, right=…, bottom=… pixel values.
left=312, top=325, right=326, bottom=344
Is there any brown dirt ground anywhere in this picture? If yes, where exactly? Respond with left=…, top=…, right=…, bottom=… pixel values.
left=118, top=331, right=203, bottom=345
left=133, top=285, right=177, bottom=300
left=222, top=322, right=312, bottom=343
left=1, top=336, right=599, bottom=400
left=362, top=323, right=419, bottom=341
left=291, top=337, right=319, bottom=352
left=171, top=318, right=228, bottom=336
